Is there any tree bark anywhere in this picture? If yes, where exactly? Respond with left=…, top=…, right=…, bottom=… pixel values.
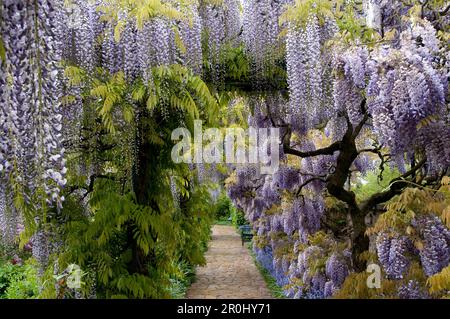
left=127, top=108, right=155, bottom=276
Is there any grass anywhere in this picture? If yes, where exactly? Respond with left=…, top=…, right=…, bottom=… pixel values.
left=214, top=217, right=233, bottom=226
left=246, top=242, right=286, bottom=299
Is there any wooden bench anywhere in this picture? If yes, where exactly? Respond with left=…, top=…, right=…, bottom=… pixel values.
left=239, top=225, right=253, bottom=246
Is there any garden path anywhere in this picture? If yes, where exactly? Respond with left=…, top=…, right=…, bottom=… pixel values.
left=186, top=225, right=272, bottom=299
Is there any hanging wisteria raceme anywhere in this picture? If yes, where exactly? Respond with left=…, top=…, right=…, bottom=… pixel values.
left=228, top=93, right=289, bottom=216
left=290, top=241, right=352, bottom=299
left=413, top=216, right=450, bottom=277
left=297, top=245, right=326, bottom=298
left=58, top=2, right=204, bottom=82
left=246, top=94, right=277, bottom=129
left=375, top=215, right=450, bottom=281
left=376, top=233, right=411, bottom=279
left=178, top=4, right=203, bottom=74
left=137, top=21, right=154, bottom=84
left=223, top=0, right=241, bottom=44
left=0, top=187, right=22, bottom=246
left=1, top=0, right=66, bottom=210
left=297, top=199, right=323, bottom=242
left=0, top=56, right=10, bottom=176
left=0, top=0, right=30, bottom=245
left=0, top=0, right=67, bottom=271
left=408, top=19, right=441, bottom=55
left=398, top=280, right=429, bottom=299
left=332, top=46, right=368, bottom=125
left=102, top=23, right=124, bottom=74
left=325, top=253, right=349, bottom=288
left=324, top=116, right=347, bottom=143
left=72, top=0, right=99, bottom=71
left=1, top=0, right=35, bottom=188
left=366, top=25, right=448, bottom=168
left=416, top=118, right=450, bottom=175
left=286, top=15, right=338, bottom=134
left=305, top=15, right=323, bottom=120
left=282, top=201, right=298, bottom=235
left=122, top=20, right=140, bottom=82
left=38, top=0, right=68, bottom=208
left=254, top=245, right=275, bottom=276
left=242, top=0, right=291, bottom=83
left=200, top=3, right=226, bottom=82
left=149, top=18, right=176, bottom=66
left=56, top=0, right=97, bottom=157
left=261, top=175, right=281, bottom=207
left=200, top=0, right=241, bottom=55
left=264, top=193, right=323, bottom=244
left=284, top=32, right=307, bottom=124
left=54, top=0, right=104, bottom=69
left=30, top=228, right=62, bottom=273
left=169, top=175, right=181, bottom=208
left=353, top=152, right=373, bottom=175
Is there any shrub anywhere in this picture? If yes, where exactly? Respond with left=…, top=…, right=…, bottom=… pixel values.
left=231, top=207, right=247, bottom=227
left=167, top=261, right=196, bottom=299
left=214, top=192, right=234, bottom=220
left=0, top=259, right=39, bottom=299
left=0, top=261, right=19, bottom=297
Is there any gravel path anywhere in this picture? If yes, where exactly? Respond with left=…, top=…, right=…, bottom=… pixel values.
left=186, top=225, right=273, bottom=299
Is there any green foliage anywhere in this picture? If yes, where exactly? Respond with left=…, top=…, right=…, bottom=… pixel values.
left=335, top=262, right=428, bottom=299
left=217, top=93, right=248, bottom=127
left=281, top=0, right=335, bottom=28
left=96, top=0, right=183, bottom=36
left=281, top=0, right=385, bottom=45
left=167, top=261, right=196, bottom=299
left=231, top=207, right=247, bottom=228
left=56, top=161, right=214, bottom=299
left=202, top=28, right=285, bottom=89
left=220, top=44, right=250, bottom=82
left=4, top=0, right=446, bottom=300
left=427, top=264, right=450, bottom=295
left=213, top=192, right=234, bottom=220
left=335, top=271, right=396, bottom=299
left=0, top=259, right=39, bottom=299
left=90, top=71, right=131, bottom=134
left=333, top=3, right=380, bottom=44
left=150, top=64, right=219, bottom=127
left=338, top=177, right=450, bottom=299
left=354, top=166, right=401, bottom=202
left=212, top=191, right=248, bottom=228
left=366, top=177, right=450, bottom=242
left=0, top=261, right=18, bottom=297
left=50, top=63, right=218, bottom=298
left=0, top=36, right=5, bottom=63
